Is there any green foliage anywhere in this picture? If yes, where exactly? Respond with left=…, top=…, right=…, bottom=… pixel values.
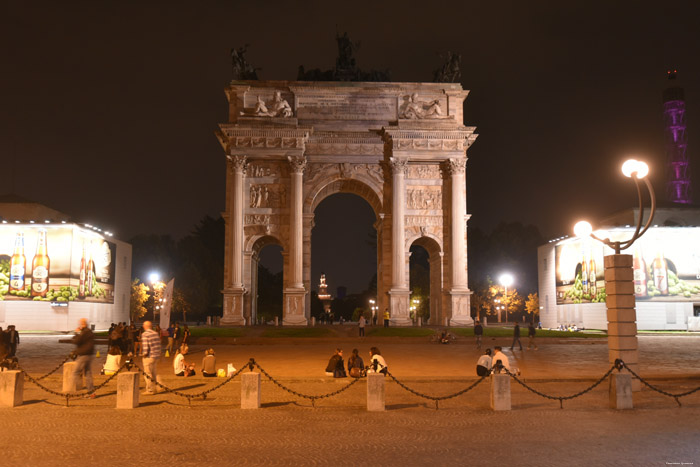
left=130, top=279, right=150, bottom=323
left=366, top=328, right=435, bottom=337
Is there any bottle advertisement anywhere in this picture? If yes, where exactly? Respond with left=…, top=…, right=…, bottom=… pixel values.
left=0, top=224, right=116, bottom=303
left=555, top=227, right=700, bottom=304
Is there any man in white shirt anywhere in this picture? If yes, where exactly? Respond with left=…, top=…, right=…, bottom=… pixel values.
left=491, top=346, right=511, bottom=373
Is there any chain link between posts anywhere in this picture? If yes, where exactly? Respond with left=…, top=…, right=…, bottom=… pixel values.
left=35, top=354, right=75, bottom=381
left=617, top=360, right=700, bottom=407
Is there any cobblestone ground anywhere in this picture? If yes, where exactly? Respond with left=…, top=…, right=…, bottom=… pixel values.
left=2, top=334, right=699, bottom=466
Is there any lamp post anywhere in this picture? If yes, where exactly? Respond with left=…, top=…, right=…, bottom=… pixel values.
left=573, top=158, right=655, bottom=391
left=499, top=273, right=514, bottom=323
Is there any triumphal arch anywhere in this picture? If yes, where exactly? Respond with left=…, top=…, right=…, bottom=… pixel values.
left=216, top=81, right=477, bottom=326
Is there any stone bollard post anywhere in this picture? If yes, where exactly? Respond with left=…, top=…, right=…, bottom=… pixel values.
left=609, top=373, right=633, bottom=410
left=366, top=373, right=385, bottom=411
left=417, top=317, right=422, bottom=327
left=63, top=361, right=79, bottom=393
left=274, top=317, right=279, bottom=327
left=0, top=370, right=24, bottom=407
left=311, top=317, right=316, bottom=327
left=490, top=374, right=511, bottom=411
left=116, top=372, right=140, bottom=409
left=241, top=372, right=261, bottom=409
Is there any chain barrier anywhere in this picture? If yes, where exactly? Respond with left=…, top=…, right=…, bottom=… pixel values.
left=617, top=360, right=700, bottom=407
left=496, top=361, right=617, bottom=409
left=35, top=354, right=75, bottom=381
left=132, top=360, right=248, bottom=405
left=252, top=359, right=361, bottom=408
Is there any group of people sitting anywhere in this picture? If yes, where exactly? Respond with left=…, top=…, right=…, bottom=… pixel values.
left=101, top=343, right=219, bottom=378
left=325, top=346, right=387, bottom=378
left=475, top=346, right=520, bottom=376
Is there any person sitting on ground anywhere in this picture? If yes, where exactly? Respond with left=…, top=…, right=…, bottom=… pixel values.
left=347, top=348, right=365, bottom=378
left=173, top=344, right=195, bottom=377
left=102, top=345, right=122, bottom=376
left=440, top=331, right=450, bottom=344
left=367, top=346, right=387, bottom=375
left=491, top=346, right=511, bottom=373
left=201, top=348, right=217, bottom=378
left=476, top=349, right=492, bottom=377
left=324, top=348, right=347, bottom=378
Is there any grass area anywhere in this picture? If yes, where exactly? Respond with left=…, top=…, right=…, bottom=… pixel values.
left=261, top=327, right=333, bottom=338
left=450, top=327, right=606, bottom=339
left=366, top=327, right=435, bottom=337
left=189, top=327, right=247, bottom=338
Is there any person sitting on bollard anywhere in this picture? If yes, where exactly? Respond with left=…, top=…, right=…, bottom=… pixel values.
left=325, top=348, right=347, bottom=378
left=491, top=346, right=511, bottom=374
left=201, top=348, right=217, bottom=378
left=347, top=348, right=365, bottom=378
left=476, top=349, right=492, bottom=376
left=173, top=344, right=195, bottom=377
left=101, top=345, right=122, bottom=376
left=367, top=347, right=387, bottom=375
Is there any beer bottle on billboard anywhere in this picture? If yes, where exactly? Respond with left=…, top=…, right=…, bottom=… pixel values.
left=589, top=258, right=597, bottom=298
left=633, top=249, right=647, bottom=298
left=653, top=251, right=669, bottom=295
left=9, top=232, right=26, bottom=292
left=78, top=241, right=87, bottom=299
left=31, top=229, right=50, bottom=297
left=581, top=255, right=589, bottom=294
left=87, top=241, right=95, bottom=296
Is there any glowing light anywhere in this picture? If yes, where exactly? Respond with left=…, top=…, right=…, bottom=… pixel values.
left=149, top=272, right=160, bottom=284
left=499, top=273, right=514, bottom=287
left=574, top=220, right=593, bottom=238
left=621, top=159, right=649, bottom=179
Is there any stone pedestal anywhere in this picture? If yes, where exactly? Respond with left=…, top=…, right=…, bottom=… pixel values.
left=609, top=373, right=633, bottom=410
left=0, top=371, right=23, bottom=407
left=388, top=290, right=412, bottom=327
left=490, top=374, right=511, bottom=411
left=449, top=292, right=474, bottom=327
left=367, top=373, right=385, bottom=411
left=63, top=361, right=79, bottom=393
left=116, top=372, right=140, bottom=409
left=241, top=372, right=261, bottom=409
left=283, top=290, right=307, bottom=326
left=221, top=290, right=246, bottom=326
left=604, top=255, right=641, bottom=391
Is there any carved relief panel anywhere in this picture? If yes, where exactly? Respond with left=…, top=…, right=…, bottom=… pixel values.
left=249, top=184, right=287, bottom=208
left=406, top=188, right=442, bottom=210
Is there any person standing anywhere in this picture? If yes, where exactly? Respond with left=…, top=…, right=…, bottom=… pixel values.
left=8, top=325, right=19, bottom=357
left=140, top=321, right=162, bottom=394
left=174, top=323, right=182, bottom=349
left=527, top=322, right=538, bottom=350
left=511, top=323, right=522, bottom=351
left=182, top=324, right=191, bottom=345
left=71, top=318, right=95, bottom=398
left=165, top=324, right=175, bottom=356
left=383, top=308, right=390, bottom=328
left=358, top=315, right=366, bottom=337
left=474, top=320, right=483, bottom=349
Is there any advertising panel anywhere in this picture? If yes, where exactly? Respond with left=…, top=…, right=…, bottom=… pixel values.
left=0, top=224, right=115, bottom=303
left=555, top=227, right=700, bottom=304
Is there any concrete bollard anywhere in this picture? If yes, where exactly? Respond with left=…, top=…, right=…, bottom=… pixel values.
left=417, top=317, right=422, bottom=327
left=490, top=374, right=511, bottom=411
left=609, top=373, right=633, bottom=410
left=116, top=372, right=140, bottom=409
left=0, top=371, right=24, bottom=407
left=274, top=317, right=279, bottom=327
left=63, top=361, right=79, bottom=393
left=241, top=372, right=261, bottom=409
left=367, top=373, right=385, bottom=411
left=311, top=317, right=316, bottom=327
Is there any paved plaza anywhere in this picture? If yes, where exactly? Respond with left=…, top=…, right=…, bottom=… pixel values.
left=1, top=332, right=699, bottom=466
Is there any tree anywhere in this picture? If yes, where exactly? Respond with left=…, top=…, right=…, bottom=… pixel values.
left=525, top=292, right=539, bottom=323
left=130, top=279, right=150, bottom=323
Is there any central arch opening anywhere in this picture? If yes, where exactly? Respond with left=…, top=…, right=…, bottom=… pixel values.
left=310, top=193, right=377, bottom=323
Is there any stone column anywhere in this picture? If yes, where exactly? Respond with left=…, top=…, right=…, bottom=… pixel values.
left=283, top=155, right=307, bottom=326
left=222, top=155, right=247, bottom=325
left=605, top=254, right=640, bottom=391
left=388, top=157, right=411, bottom=326
left=446, top=158, right=473, bottom=326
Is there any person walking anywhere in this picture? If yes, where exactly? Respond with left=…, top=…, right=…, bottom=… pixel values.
left=511, top=322, right=522, bottom=351
left=7, top=325, right=19, bottom=357
left=358, top=315, right=366, bottom=337
left=140, top=321, right=162, bottom=394
left=182, top=324, right=191, bottom=345
left=527, top=322, right=538, bottom=350
left=474, top=320, right=483, bottom=349
left=71, top=318, right=95, bottom=398
left=383, top=309, right=390, bottom=328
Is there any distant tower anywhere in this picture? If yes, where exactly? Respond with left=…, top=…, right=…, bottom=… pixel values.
left=318, top=274, right=332, bottom=315
left=664, top=69, right=691, bottom=204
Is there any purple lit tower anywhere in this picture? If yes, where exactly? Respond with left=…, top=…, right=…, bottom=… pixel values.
left=663, top=70, right=691, bottom=204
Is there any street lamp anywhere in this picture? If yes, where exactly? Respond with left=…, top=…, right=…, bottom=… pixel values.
left=573, top=159, right=656, bottom=254
left=499, top=273, right=514, bottom=322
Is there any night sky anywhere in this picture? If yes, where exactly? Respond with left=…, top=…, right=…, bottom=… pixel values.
left=4, top=1, right=700, bottom=294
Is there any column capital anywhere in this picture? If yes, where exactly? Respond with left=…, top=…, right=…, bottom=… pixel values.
left=444, top=158, right=466, bottom=176
left=389, top=157, right=409, bottom=175
left=227, top=155, right=248, bottom=174
left=288, top=155, right=307, bottom=174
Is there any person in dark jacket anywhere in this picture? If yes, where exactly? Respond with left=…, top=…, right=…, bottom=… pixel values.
left=347, top=348, right=365, bottom=378
left=8, top=325, right=20, bottom=357
left=474, top=320, right=483, bottom=349
left=511, top=323, right=522, bottom=351
left=324, top=348, right=346, bottom=378
left=72, top=318, right=95, bottom=398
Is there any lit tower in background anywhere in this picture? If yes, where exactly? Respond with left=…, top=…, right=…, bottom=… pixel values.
left=318, top=273, right=333, bottom=316
left=663, top=69, right=691, bottom=204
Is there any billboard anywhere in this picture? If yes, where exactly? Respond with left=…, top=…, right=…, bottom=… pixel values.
left=0, top=224, right=116, bottom=303
left=555, top=227, right=700, bottom=304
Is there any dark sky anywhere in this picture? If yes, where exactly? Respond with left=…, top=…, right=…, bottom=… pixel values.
left=3, top=1, right=700, bottom=293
